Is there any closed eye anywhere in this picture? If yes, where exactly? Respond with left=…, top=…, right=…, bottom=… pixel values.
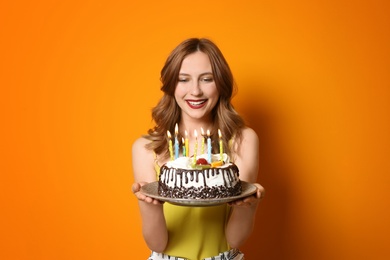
left=200, top=77, right=214, bottom=83
left=178, top=78, right=190, bottom=82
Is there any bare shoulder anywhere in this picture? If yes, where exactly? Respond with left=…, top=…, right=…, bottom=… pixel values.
left=132, top=136, right=151, bottom=154
left=241, top=127, right=259, bottom=144
left=233, top=127, right=259, bottom=182
left=235, top=127, right=259, bottom=152
left=132, top=137, right=156, bottom=182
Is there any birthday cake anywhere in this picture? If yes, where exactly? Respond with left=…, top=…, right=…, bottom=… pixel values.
left=158, top=153, right=242, bottom=199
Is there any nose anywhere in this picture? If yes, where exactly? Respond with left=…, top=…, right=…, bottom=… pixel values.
left=191, top=80, right=203, bottom=96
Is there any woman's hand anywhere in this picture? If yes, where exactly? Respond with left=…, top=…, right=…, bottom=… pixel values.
left=132, top=182, right=165, bottom=205
left=228, top=183, right=265, bottom=207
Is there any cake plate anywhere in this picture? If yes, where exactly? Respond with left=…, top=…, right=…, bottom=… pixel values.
left=140, top=181, right=257, bottom=207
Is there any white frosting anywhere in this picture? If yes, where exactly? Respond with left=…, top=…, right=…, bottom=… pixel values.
left=160, top=153, right=240, bottom=189
left=160, top=166, right=240, bottom=189
left=165, top=153, right=230, bottom=169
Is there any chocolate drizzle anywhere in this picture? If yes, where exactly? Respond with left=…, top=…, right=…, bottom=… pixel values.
left=158, top=164, right=241, bottom=199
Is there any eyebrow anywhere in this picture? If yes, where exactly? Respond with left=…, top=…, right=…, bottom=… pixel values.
left=178, top=72, right=213, bottom=77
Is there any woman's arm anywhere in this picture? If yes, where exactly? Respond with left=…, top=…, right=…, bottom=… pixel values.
left=132, top=137, right=168, bottom=252
left=225, top=128, right=265, bottom=249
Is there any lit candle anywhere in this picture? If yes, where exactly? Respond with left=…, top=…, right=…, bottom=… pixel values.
left=185, top=130, right=189, bottom=157
left=182, top=137, right=186, bottom=156
left=218, top=129, right=223, bottom=162
left=174, top=124, right=179, bottom=159
left=200, top=127, right=205, bottom=154
left=193, top=129, right=198, bottom=164
left=207, top=130, right=211, bottom=163
left=167, top=130, right=174, bottom=161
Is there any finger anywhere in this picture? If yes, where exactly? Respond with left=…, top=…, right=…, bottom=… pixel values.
left=254, top=183, right=265, bottom=199
left=258, top=189, right=265, bottom=199
left=131, top=183, right=141, bottom=194
left=243, top=197, right=256, bottom=206
left=144, top=196, right=153, bottom=203
left=153, top=199, right=165, bottom=205
left=134, top=191, right=146, bottom=201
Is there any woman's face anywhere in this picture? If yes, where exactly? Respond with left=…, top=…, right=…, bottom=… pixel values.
left=174, top=51, right=219, bottom=122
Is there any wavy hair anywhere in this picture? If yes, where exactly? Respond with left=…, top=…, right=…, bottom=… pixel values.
left=144, top=38, right=245, bottom=158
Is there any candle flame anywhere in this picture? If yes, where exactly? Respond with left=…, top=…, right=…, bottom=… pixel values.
left=167, top=130, right=172, bottom=138
left=207, top=129, right=210, bottom=137
left=182, top=137, right=185, bottom=143
left=175, top=123, right=178, bottom=135
left=218, top=129, right=222, bottom=138
left=201, top=127, right=205, bottom=136
left=194, top=129, right=198, bottom=139
left=185, top=130, right=188, bottom=137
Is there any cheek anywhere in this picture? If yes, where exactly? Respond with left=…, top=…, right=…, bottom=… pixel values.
left=174, top=85, right=186, bottom=98
left=174, top=86, right=187, bottom=107
left=206, top=87, right=220, bottom=107
left=207, top=85, right=219, bottom=99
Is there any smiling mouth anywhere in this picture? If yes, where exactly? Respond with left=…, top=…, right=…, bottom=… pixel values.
left=186, top=99, right=207, bottom=108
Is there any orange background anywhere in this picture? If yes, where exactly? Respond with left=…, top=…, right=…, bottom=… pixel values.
left=1, top=1, right=390, bottom=259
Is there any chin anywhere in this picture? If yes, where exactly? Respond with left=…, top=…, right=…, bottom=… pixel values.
left=191, top=114, right=212, bottom=121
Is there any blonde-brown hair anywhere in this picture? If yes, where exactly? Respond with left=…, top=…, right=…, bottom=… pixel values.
left=145, top=38, right=245, bottom=158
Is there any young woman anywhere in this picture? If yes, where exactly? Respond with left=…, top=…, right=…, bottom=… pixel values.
left=132, top=38, right=265, bottom=260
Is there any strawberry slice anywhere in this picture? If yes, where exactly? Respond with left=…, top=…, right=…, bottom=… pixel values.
left=196, top=158, right=209, bottom=165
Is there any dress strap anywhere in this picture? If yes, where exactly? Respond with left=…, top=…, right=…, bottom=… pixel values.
left=153, top=152, right=161, bottom=179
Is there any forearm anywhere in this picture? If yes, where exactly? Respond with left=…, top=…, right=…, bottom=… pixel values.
left=225, top=202, right=259, bottom=249
left=139, top=201, right=168, bottom=252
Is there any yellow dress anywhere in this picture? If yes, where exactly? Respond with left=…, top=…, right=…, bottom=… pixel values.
left=154, top=162, right=231, bottom=260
